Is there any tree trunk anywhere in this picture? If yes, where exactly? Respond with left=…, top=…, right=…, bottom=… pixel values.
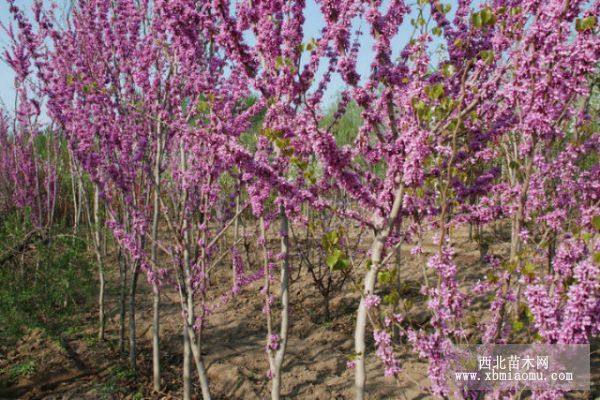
left=191, top=326, right=211, bottom=400
left=177, top=144, right=212, bottom=400
left=183, top=319, right=192, bottom=400
left=354, top=235, right=384, bottom=400
left=92, top=188, right=106, bottom=340
left=98, top=264, right=105, bottom=340
left=270, top=205, right=290, bottom=400
left=129, top=262, right=140, bottom=371
left=354, top=185, right=404, bottom=400
left=119, top=250, right=127, bottom=354
left=151, top=131, right=162, bottom=392
left=323, top=296, right=331, bottom=321
left=547, top=231, right=556, bottom=274
left=395, top=244, right=402, bottom=297
left=152, top=287, right=160, bottom=391
left=233, top=191, right=240, bottom=288
left=495, top=148, right=535, bottom=341
left=393, top=243, right=402, bottom=337
left=181, top=293, right=211, bottom=400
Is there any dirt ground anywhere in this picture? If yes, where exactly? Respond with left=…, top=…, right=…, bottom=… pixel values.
left=0, top=228, right=597, bottom=399
left=0, top=276, right=428, bottom=399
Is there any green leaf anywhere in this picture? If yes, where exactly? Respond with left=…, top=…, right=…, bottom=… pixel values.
left=181, top=97, right=189, bottom=113
left=481, top=8, right=496, bottom=26
left=378, top=270, right=392, bottom=284
left=326, top=249, right=343, bottom=269
left=523, top=262, right=536, bottom=275
left=592, top=215, right=600, bottom=231
left=291, top=156, right=308, bottom=171
left=524, top=307, right=534, bottom=322
left=426, top=83, right=445, bottom=100
left=512, top=320, right=524, bottom=332
left=322, top=230, right=339, bottom=249
left=471, top=12, right=483, bottom=28
left=283, top=147, right=295, bottom=157
left=275, top=56, right=284, bottom=68
left=442, top=63, right=456, bottom=78
left=505, top=260, right=518, bottom=273
left=383, top=291, right=399, bottom=306
left=486, top=272, right=499, bottom=283
left=274, top=137, right=290, bottom=150
left=576, top=16, right=597, bottom=32
left=197, top=99, right=210, bottom=114
left=479, top=50, right=495, bottom=64
left=303, top=169, right=316, bottom=184
left=263, top=128, right=284, bottom=141
left=412, top=98, right=432, bottom=121
left=440, top=97, right=456, bottom=112
left=413, top=99, right=426, bottom=112
left=333, top=258, right=349, bottom=271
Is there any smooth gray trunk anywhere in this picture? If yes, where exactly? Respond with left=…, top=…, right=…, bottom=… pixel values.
left=129, top=262, right=140, bottom=371
left=92, top=188, right=106, bottom=340
left=262, top=206, right=291, bottom=400
left=354, top=185, right=404, bottom=400
left=151, top=132, right=162, bottom=392
left=152, top=287, right=160, bottom=391
left=118, top=250, right=127, bottom=353
left=183, top=320, right=191, bottom=400
left=272, top=206, right=290, bottom=400
left=354, top=236, right=384, bottom=399
left=179, top=145, right=211, bottom=400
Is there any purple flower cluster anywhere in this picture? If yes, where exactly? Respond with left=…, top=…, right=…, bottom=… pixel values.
left=373, top=330, right=401, bottom=377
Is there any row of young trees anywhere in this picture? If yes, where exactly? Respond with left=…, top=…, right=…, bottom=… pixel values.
left=1, top=0, right=598, bottom=399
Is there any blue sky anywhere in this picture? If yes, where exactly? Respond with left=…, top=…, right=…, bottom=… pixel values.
left=0, top=0, right=72, bottom=111
left=0, top=0, right=461, bottom=111
left=0, top=0, right=24, bottom=111
left=301, top=0, right=425, bottom=105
